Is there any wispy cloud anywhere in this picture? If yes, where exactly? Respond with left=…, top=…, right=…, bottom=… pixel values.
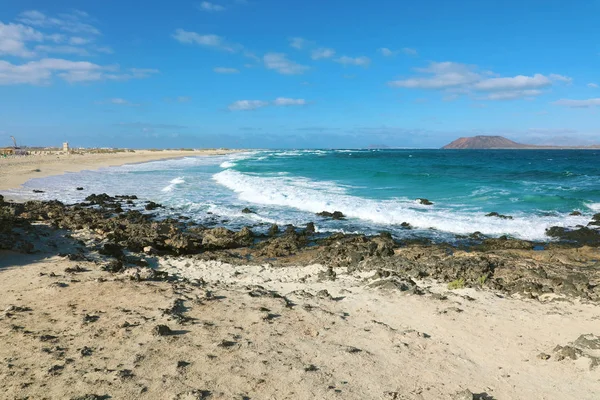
left=588, top=83, right=599, bottom=89
left=335, top=56, right=371, bottom=67
left=273, top=97, right=306, bottom=106
left=213, top=67, right=240, bottom=74
left=17, top=10, right=100, bottom=35
left=263, top=53, right=309, bottom=75
left=163, top=96, right=192, bottom=103
left=379, top=48, right=395, bottom=57
left=109, top=98, right=140, bottom=106
left=388, top=61, right=570, bottom=101
left=548, top=74, right=572, bottom=83
left=0, top=58, right=158, bottom=85
left=311, top=48, right=336, bottom=60
left=228, top=100, right=270, bottom=111
left=289, top=37, right=312, bottom=50
left=379, top=47, right=417, bottom=57
left=198, top=1, right=226, bottom=12
left=34, top=44, right=90, bottom=56
left=553, top=98, right=600, bottom=108
left=228, top=97, right=308, bottom=111
left=172, top=29, right=239, bottom=52
left=0, top=22, right=48, bottom=58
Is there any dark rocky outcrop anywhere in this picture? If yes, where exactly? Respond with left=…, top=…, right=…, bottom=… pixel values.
left=485, top=212, right=513, bottom=220
left=416, top=198, right=433, bottom=206
left=144, top=201, right=162, bottom=211
left=546, top=226, right=600, bottom=245
left=316, top=211, right=345, bottom=220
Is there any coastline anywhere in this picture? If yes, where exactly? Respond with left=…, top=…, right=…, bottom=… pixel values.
left=1, top=193, right=599, bottom=399
left=0, top=149, right=242, bottom=193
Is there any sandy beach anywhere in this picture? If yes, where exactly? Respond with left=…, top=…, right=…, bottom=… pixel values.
left=0, top=149, right=239, bottom=192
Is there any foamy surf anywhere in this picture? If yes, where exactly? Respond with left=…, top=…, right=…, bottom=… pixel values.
left=212, top=169, right=590, bottom=241
left=161, top=177, right=186, bottom=192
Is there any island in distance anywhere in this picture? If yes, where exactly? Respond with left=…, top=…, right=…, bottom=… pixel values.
left=442, top=135, right=600, bottom=149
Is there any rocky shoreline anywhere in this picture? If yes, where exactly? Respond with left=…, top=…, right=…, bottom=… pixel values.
left=1, top=193, right=600, bottom=399
left=2, top=193, right=600, bottom=302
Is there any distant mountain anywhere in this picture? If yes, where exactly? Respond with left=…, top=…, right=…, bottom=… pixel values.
left=442, top=136, right=527, bottom=149
left=442, top=135, right=600, bottom=150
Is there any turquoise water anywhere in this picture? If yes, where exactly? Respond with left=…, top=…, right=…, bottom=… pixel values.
left=7, top=149, right=600, bottom=241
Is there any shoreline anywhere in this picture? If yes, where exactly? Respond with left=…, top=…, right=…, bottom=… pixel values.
left=1, top=193, right=600, bottom=399
left=0, top=149, right=242, bottom=193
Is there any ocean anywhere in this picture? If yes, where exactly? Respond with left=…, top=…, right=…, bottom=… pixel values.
left=7, top=149, right=600, bottom=242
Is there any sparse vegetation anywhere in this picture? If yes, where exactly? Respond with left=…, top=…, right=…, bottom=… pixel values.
left=448, top=278, right=466, bottom=290
left=478, top=274, right=488, bottom=286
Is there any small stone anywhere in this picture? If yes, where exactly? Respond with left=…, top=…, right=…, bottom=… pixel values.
left=117, top=369, right=134, bottom=379
left=537, top=352, right=551, bottom=360
left=152, top=325, right=172, bottom=336
left=451, top=389, right=474, bottom=400
left=47, top=365, right=64, bottom=375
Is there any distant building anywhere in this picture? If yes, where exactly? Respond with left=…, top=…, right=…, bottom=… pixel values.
left=0, top=147, right=15, bottom=156
left=63, top=142, right=69, bottom=152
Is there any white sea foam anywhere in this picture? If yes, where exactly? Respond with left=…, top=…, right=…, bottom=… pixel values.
left=212, top=169, right=590, bottom=241
left=586, top=203, right=600, bottom=211
left=161, top=177, right=186, bottom=192
left=220, top=161, right=237, bottom=169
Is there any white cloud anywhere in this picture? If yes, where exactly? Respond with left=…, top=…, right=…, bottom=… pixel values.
left=263, top=53, right=309, bottom=75
left=34, top=44, right=90, bottom=56
left=549, top=74, right=572, bottom=83
left=69, top=36, right=90, bottom=45
left=228, top=100, right=269, bottom=111
left=109, top=98, right=139, bottom=106
left=289, top=37, right=310, bottom=50
left=0, top=58, right=158, bottom=85
left=553, top=98, right=600, bottom=108
left=2, top=12, right=114, bottom=59
left=389, top=62, right=480, bottom=89
left=17, top=10, right=100, bottom=35
left=199, top=2, right=226, bottom=12
left=588, top=83, right=599, bottom=89
left=0, top=22, right=58, bottom=58
left=479, top=89, right=542, bottom=101
left=473, top=74, right=552, bottom=91
left=229, top=98, right=307, bottom=110
left=335, top=56, right=371, bottom=67
left=311, top=48, right=336, bottom=60
left=177, top=96, right=191, bottom=103
left=379, top=48, right=395, bottom=57
left=379, top=47, right=417, bottom=57
left=389, top=61, right=569, bottom=101
left=172, top=29, right=238, bottom=52
left=273, top=97, right=306, bottom=106
left=94, top=46, right=114, bottom=54
left=213, top=67, right=240, bottom=74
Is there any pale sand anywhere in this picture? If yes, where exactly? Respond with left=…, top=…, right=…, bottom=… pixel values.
left=1, top=231, right=599, bottom=399
left=0, top=149, right=239, bottom=192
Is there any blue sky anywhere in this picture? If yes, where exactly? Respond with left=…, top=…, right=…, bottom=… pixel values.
left=1, top=0, right=599, bottom=149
